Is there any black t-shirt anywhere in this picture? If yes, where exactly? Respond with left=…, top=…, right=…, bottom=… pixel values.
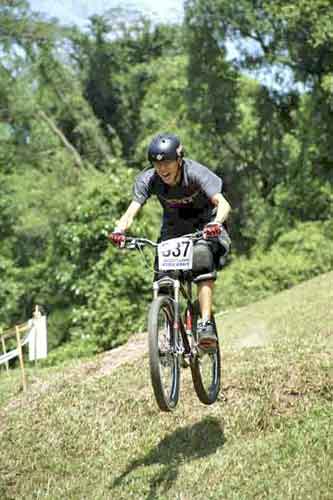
left=133, top=159, right=223, bottom=238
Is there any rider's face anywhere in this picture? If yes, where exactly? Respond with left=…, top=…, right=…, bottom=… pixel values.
left=154, top=159, right=181, bottom=186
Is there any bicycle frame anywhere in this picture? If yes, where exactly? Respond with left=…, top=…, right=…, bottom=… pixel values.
left=118, top=230, right=222, bottom=410
left=124, top=230, right=205, bottom=359
left=153, top=274, right=195, bottom=360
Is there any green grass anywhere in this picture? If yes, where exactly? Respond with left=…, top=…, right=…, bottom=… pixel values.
left=0, top=272, right=332, bottom=499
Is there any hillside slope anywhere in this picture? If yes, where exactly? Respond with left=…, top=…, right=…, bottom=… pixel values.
left=1, top=272, right=332, bottom=499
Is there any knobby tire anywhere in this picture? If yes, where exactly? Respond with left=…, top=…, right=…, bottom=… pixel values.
left=148, top=295, right=180, bottom=412
left=190, top=304, right=221, bottom=405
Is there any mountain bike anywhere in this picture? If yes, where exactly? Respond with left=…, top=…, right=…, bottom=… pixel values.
left=123, top=231, right=221, bottom=412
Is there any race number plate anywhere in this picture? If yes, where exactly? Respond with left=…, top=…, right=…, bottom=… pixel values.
left=158, top=237, right=193, bottom=271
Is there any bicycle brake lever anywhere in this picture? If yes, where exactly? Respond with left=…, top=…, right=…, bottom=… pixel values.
left=126, top=240, right=137, bottom=250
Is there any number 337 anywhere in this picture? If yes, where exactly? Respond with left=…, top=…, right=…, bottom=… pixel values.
left=162, top=240, right=191, bottom=258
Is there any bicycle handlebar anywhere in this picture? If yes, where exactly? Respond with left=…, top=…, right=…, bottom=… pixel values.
left=125, top=237, right=158, bottom=249
left=124, top=231, right=204, bottom=250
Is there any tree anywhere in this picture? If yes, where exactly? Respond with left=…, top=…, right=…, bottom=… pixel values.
left=183, top=0, right=333, bottom=249
left=71, top=11, right=182, bottom=160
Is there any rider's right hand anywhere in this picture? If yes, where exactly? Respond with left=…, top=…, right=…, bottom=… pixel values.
left=108, top=231, right=126, bottom=248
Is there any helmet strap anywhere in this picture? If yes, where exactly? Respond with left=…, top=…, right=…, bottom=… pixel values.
left=175, top=160, right=182, bottom=184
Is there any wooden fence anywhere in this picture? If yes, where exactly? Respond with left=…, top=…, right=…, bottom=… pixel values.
left=0, top=306, right=47, bottom=392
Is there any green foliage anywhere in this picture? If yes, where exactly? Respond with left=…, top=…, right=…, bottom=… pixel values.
left=36, top=44, right=117, bottom=168
left=46, top=169, right=160, bottom=354
left=72, top=14, right=181, bottom=159
left=217, top=221, right=333, bottom=309
left=184, top=0, right=239, bottom=135
left=184, top=0, right=333, bottom=251
left=135, top=54, right=200, bottom=163
left=72, top=250, right=153, bottom=350
left=0, top=257, right=23, bottom=327
left=40, top=336, right=97, bottom=367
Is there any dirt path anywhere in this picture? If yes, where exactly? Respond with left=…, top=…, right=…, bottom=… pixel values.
left=80, top=308, right=260, bottom=379
left=0, top=331, right=149, bottom=425
left=93, top=331, right=148, bottom=377
left=1, top=308, right=270, bottom=418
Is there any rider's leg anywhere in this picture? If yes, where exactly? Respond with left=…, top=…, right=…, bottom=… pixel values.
left=196, top=279, right=217, bottom=351
left=191, top=241, right=219, bottom=351
left=197, top=279, right=214, bottom=321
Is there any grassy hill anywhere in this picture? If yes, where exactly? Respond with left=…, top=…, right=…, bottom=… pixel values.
left=0, top=272, right=332, bottom=499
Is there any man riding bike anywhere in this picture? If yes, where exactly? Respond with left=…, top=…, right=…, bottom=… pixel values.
left=110, top=133, right=231, bottom=351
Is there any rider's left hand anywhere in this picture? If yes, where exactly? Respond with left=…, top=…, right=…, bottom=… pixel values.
left=203, top=222, right=222, bottom=239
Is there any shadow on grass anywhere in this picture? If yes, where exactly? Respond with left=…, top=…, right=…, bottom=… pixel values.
left=112, top=416, right=225, bottom=499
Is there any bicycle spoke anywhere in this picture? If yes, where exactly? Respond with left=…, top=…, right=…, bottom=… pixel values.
left=157, top=311, right=175, bottom=394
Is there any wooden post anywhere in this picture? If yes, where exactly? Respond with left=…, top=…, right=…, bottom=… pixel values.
left=1, top=334, right=9, bottom=373
left=15, top=325, right=27, bottom=392
left=33, top=305, right=40, bottom=367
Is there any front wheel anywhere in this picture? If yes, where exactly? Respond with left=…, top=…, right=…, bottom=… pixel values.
left=148, top=295, right=180, bottom=412
left=191, top=306, right=221, bottom=405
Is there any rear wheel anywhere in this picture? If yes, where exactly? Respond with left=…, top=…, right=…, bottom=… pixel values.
left=148, top=295, right=180, bottom=411
left=190, top=303, right=221, bottom=405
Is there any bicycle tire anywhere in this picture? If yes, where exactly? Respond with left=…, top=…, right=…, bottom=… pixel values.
left=190, top=303, right=221, bottom=405
left=148, top=295, right=180, bottom=412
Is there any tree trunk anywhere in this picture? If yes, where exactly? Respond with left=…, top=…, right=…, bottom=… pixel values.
left=37, top=110, right=84, bottom=169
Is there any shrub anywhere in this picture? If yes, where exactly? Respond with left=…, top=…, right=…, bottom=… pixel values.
left=46, top=169, right=161, bottom=355
left=216, top=221, right=333, bottom=309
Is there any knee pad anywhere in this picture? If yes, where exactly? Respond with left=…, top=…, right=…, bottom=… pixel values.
left=192, top=241, right=215, bottom=281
